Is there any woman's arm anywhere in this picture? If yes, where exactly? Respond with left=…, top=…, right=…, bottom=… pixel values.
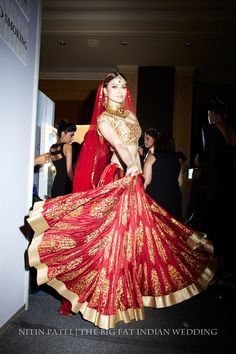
left=143, top=153, right=156, bottom=189
left=63, top=144, right=73, bottom=181
left=98, top=119, right=138, bottom=175
left=178, top=166, right=184, bottom=187
left=34, top=153, right=50, bottom=166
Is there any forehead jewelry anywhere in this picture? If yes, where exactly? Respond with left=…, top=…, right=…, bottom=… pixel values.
left=117, top=74, right=123, bottom=83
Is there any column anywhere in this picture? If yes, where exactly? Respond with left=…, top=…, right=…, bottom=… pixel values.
left=173, top=66, right=196, bottom=159
left=173, top=66, right=195, bottom=220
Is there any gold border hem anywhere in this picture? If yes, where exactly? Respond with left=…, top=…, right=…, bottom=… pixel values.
left=186, top=231, right=214, bottom=254
left=27, top=200, right=49, bottom=235
left=27, top=206, right=218, bottom=329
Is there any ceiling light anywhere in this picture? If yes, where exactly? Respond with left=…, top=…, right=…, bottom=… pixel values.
left=87, top=39, right=100, bottom=48
left=59, top=41, right=66, bottom=46
left=121, top=41, right=128, bottom=46
left=185, top=42, right=192, bottom=47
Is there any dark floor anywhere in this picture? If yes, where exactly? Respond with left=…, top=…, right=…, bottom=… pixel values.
left=0, top=273, right=235, bottom=354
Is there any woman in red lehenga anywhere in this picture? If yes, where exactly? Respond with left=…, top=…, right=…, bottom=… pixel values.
left=28, top=72, right=218, bottom=329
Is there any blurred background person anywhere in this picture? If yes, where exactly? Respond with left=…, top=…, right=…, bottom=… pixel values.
left=197, top=95, right=236, bottom=274
left=71, top=141, right=81, bottom=173
left=143, top=130, right=183, bottom=222
left=138, top=128, right=159, bottom=168
left=34, top=152, right=50, bottom=166
left=176, top=151, right=188, bottom=177
left=49, top=119, right=77, bottom=198
left=49, top=119, right=77, bottom=315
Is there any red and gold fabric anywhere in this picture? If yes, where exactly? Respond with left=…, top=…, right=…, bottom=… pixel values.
left=28, top=164, right=218, bottom=329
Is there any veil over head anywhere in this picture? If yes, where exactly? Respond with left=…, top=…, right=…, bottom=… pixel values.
left=73, top=73, right=135, bottom=192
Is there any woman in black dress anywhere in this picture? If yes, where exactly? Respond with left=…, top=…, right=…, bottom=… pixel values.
left=138, top=128, right=159, bottom=168
left=143, top=131, right=183, bottom=221
left=50, top=120, right=77, bottom=197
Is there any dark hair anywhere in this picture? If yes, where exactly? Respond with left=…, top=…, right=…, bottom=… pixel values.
left=145, top=128, right=159, bottom=140
left=154, top=131, right=175, bottom=155
left=72, top=142, right=81, bottom=165
left=208, top=95, right=227, bottom=118
left=103, top=72, right=127, bottom=88
left=56, top=120, right=76, bottom=137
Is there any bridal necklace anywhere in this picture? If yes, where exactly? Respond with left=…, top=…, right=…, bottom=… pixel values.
left=105, top=104, right=129, bottom=118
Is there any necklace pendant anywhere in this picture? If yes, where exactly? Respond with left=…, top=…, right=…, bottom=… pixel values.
left=105, top=105, right=128, bottom=118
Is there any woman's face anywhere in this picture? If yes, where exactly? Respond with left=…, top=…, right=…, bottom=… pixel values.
left=208, top=110, right=214, bottom=124
left=61, top=131, right=75, bottom=144
left=144, top=133, right=155, bottom=149
left=208, top=110, right=221, bottom=124
left=104, top=76, right=127, bottom=105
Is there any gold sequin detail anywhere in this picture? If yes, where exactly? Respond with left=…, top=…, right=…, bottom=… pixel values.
left=97, top=113, right=141, bottom=145
left=152, top=228, right=168, bottom=262
left=70, top=270, right=98, bottom=296
left=89, top=268, right=109, bottom=309
left=168, top=265, right=186, bottom=288
left=131, top=193, right=138, bottom=224
left=115, top=276, right=126, bottom=311
left=160, top=268, right=172, bottom=293
left=138, top=264, right=142, bottom=283
left=145, top=227, right=155, bottom=264
left=137, top=191, right=143, bottom=216
left=48, top=256, right=83, bottom=279
left=178, top=262, right=195, bottom=282
left=52, top=222, right=80, bottom=230
left=121, top=194, right=128, bottom=225
left=143, top=262, right=149, bottom=294
left=90, top=196, right=119, bottom=218
left=126, top=271, right=134, bottom=307
left=107, top=229, right=118, bottom=270
left=47, top=250, right=79, bottom=266
left=69, top=206, right=84, bottom=217
left=59, top=269, right=81, bottom=282
left=150, top=203, right=168, bottom=216
left=45, top=195, right=92, bottom=221
left=125, top=231, right=133, bottom=262
left=86, top=211, right=116, bottom=243
left=39, top=235, right=76, bottom=255
left=88, top=232, right=113, bottom=256
left=151, top=269, right=162, bottom=295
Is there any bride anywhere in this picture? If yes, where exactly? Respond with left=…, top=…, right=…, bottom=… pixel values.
left=28, top=72, right=218, bottom=329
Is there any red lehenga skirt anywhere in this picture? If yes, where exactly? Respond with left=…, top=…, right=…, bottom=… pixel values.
left=28, top=163, right=218, bottom=329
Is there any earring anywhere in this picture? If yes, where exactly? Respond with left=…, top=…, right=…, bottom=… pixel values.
left=103, top=95, right=108, bottom=108
left=120, top=100, right=125, bottom=111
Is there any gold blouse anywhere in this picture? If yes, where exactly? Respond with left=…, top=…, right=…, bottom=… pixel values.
left=97, top=112, right=142, bottom=145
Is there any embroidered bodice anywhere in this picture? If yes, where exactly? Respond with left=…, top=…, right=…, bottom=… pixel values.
left=97, top=112, right=142, bottom=145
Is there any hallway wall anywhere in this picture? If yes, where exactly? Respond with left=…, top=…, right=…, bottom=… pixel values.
left=0, top=0, right=41, bottom=327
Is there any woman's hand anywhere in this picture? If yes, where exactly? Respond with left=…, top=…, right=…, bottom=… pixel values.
left=126, top=164, right=139, bottom=176
left=34, top=153, right=51, bottom=166
left=138, top=146, right=144, bottom=156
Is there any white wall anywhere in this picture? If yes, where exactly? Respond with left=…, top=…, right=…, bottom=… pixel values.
left=35, top=90, right=55, bottom=198
left=0, top=0, right=41, bottom=326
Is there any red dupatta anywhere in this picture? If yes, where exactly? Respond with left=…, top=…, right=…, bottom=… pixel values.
left=73, top=77, right=135, bottom=192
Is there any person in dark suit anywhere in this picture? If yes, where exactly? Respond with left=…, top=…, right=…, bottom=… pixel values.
left=196, top=95, right=236, bottom=273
